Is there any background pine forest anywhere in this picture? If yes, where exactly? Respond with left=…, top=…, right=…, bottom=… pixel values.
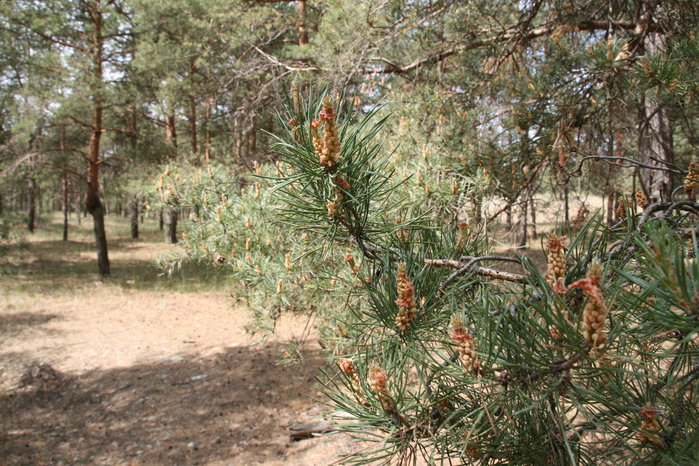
left=3, top=1, right=699, bottom=465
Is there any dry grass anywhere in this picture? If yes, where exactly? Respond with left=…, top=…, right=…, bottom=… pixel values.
left=0, top=212, right=227, bottom=294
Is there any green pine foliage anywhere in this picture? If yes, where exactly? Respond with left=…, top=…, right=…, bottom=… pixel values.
left=259, top=86, right=699, bottom=465
left=151, top=160, right=350, bottom=341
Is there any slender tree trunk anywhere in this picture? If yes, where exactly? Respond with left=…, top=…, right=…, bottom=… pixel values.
left=88, top=189, right=110, bottom=277
left=298, top=0, right=308, bottom=45
left=248, top=124, right=257, bottom=153
left=235, top=117, right=242, bottom=160
left=26, top=177, right=36, bottom=233
left=166, top=114, right=177, bottom=150
left=563, top=184, right=569, bottom=233
left=86, top=0, right=110, bottom=278
left=76, top=194, right=81, bottom=225
left=189, top=95, right=198, bottom=163
left=204, top=99, right=212, bottom=163
left=130, top=195, right=139, bottom=239
left=472, top=194, right=482, bottom=225
left=165, top=203, right=178, bottom=244
left=517, top=193, right=528, bottom=249
left=639, top=98, right=673, bottom=202
left=638, top=34, right=674, bottom=203
left=62, top=175, right=69, bottom=241
left=606, top=187, right=616, bottom=226
left=159, top=207, right=164, bottom=231
left=529, top=194, right=537, bottom=240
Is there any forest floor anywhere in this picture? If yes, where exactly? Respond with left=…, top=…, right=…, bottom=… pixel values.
left=0, top=214, right=363, bottom=466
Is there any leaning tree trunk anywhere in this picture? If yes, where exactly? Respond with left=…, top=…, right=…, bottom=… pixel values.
left=165, top=203, right=178, bottom=244
left=130, top=195, right=139, bottom=239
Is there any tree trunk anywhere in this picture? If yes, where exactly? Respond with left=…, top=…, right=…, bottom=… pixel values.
left=638, top=97, right=673, bottom=202
left=88, top=190, right=110, bottom=278
left=298, top=0, right=308, bottom=45
left=76, top=194, right=82, bottom=225
left=62, top=175, right=69, bottom=241
left=638, top=34, right=674, bottom=203
left=166, top=113, right=177, bottom=150
left=529, top=194, right=537, bottom=240
left=165, top=204, right=178, bottom=244
left=27, top=177, right=36, bottom=233
left=130, top=195, right=139, bottom=239
left=472, top=195, right=482, bottom=225
left=86, top=1, right=110, bottom=278
left=235, top=116, right=242, bottom=160
left=159, top=207, right=164, bottom=231
left=517, top=193, right=528, bottom=249
left=204, top=99, right=212, bottom=163
left=189, top=95, right=198, bottom=163
left=606, top=188, right=616, bottom=226
left=248, top=124, right=257, bottom=153
left=563, top=184, right=569, bottom=233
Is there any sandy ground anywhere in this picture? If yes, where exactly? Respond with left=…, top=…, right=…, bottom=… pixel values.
left=0, top=223, right=363, bottom=466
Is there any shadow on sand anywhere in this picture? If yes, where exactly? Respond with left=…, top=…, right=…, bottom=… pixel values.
left=1, top=344, right=328, bottom=466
